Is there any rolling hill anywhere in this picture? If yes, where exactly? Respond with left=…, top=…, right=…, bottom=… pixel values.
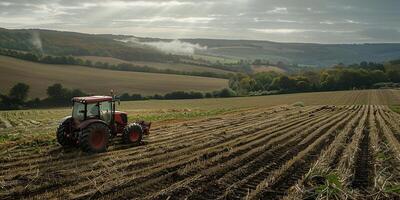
left=0, top=28, right=170, bottom=62
left=78, top=56, right=232, bottom=74
left=1, top=27, right=400, bottom=69
left=182, top=39, right=400, bottom=66
left=0, top=55, right=227, bottom=98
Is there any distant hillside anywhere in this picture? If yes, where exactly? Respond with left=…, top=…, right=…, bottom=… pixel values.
left=0, top=28, right=171, bottom=62
left=0, top=56, right=227, bottom=98
left=180, top=39, right=400, bottom=66
left=1, top=27, right=399, bottom=67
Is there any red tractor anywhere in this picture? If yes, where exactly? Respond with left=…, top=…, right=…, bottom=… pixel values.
left=56, top=96, right=151, bottom=153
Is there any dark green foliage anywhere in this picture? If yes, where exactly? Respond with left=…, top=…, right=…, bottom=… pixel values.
left=386, top=70, right=400, bottom=83
left=213, top=88, right=237, bottom=98
left=229, top=61, right=400, bottom=95
left=9, top=83, right=29, bottom=102
left=0, top=82, right=30, bottom=109
left=45, top=83, right=88, bottom=106
left=164, top=91, right=204, bottom=99
left=205, top=92, right=213, bottom=98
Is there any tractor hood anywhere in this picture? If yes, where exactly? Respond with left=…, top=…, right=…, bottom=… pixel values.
left=114, top=111, right=128, bottom=124
left=115, top=111, right=127, bottom=115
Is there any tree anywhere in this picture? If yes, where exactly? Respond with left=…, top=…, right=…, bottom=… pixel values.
left=120, top=93, right=131, bottom=101
left=216, top=88, right=237, bottom=98
left=272, top=75, right=297, bottom=91
left=387, top=69, right=400, bottom=83
left=253, top=72, right=277, bottom=91
left=46, top=83, right=73, bottom=105
left=369, top=70, right=388, bottom=84
left=0, top=83, right=30, bottom=109
left=320, top=72, right=336, bottom=90
left=9, top=83, right=30, bottom=102
left=47, top=84, right=67, bottom=100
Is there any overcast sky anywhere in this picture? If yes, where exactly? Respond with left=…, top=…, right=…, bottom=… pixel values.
left=1, top=0, right=399, bottom=43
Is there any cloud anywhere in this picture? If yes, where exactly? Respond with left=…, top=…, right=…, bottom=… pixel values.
left=253, top=18, right=299, bottom=23
left=320, top=21, right=335, bottom=25
left=359, top=28, right=400, bottom=41
left=0, top=0, right=399, bottom=43
left=250, top=28, right=354, bottom=34
left=114, top=17, right=215, bottom=24
left=91, top=1, right=197, bottom=8
left=0, top=2, right=13, bottom=6
left=250, top=28, right=304, bottom=34
left=120, top=38, right=207, bottom=55
left=319, top=19, right=367, bottom=25
left=266, top=7, right=288, bottom=14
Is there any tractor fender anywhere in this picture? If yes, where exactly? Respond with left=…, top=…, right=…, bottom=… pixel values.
left=77, top=119, right=109, bottom=130
left=59, top=116, right=72, bottom=125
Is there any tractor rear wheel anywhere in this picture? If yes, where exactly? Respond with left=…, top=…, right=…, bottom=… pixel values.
left=80, top=123, right=110, bottom=153
left=122, top=123, right=143, bottom=145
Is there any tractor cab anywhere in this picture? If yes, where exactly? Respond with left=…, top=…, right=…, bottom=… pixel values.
left=71, top=96, right=126, bottom=132
left=56, top=95, right=151, bottom=153
left=72, top=96, right=114, bottom=123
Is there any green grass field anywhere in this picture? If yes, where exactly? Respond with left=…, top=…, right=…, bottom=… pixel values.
left=0, top=55, right=228, bottom=98
left=79, top=56, right=232, bottom=74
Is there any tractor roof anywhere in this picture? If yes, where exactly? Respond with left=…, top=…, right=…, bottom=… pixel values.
left=72, top=96, right=113, bottom=103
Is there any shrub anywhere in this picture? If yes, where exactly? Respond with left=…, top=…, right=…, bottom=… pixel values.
left=292, top=101, right=305, bottom=107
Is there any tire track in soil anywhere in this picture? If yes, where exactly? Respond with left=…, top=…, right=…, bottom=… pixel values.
left=351, top=116, right=372, bottom=191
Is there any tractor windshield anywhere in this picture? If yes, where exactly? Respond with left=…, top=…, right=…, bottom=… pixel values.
left=72, top=102, right=85, bottom=121
left=99, top=101, right=112, bottom=124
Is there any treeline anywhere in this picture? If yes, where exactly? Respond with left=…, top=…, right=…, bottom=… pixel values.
left=119, top=88, right=236, bottom=101
left=0, top=83, right=87, bottom=110
left=0, top=83, right=237, bottom=110
left=0, top=48, right=230, bottom=79
left=229, top=61, right=400, bottom=95
left=180, top=56, right=253, bottom=74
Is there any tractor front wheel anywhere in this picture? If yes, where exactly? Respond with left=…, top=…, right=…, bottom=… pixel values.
left=122, top=124, right=143, bottom=145
left=56, top=121, right=74, bottom=147
left=80, top=123, right=110, bottom=153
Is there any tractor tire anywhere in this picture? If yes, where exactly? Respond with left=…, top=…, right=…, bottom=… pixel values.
left=122, top=123, right=143, bottom=145
left=56, top=123, right=71, bottom=147
left=80, top=123, right=110, bottom=153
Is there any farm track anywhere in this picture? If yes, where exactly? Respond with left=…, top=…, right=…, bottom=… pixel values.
left=1, top=105, right=400, bottom=200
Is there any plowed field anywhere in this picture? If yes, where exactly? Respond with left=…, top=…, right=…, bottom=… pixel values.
left=1, top=89, right=400, bottom=199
